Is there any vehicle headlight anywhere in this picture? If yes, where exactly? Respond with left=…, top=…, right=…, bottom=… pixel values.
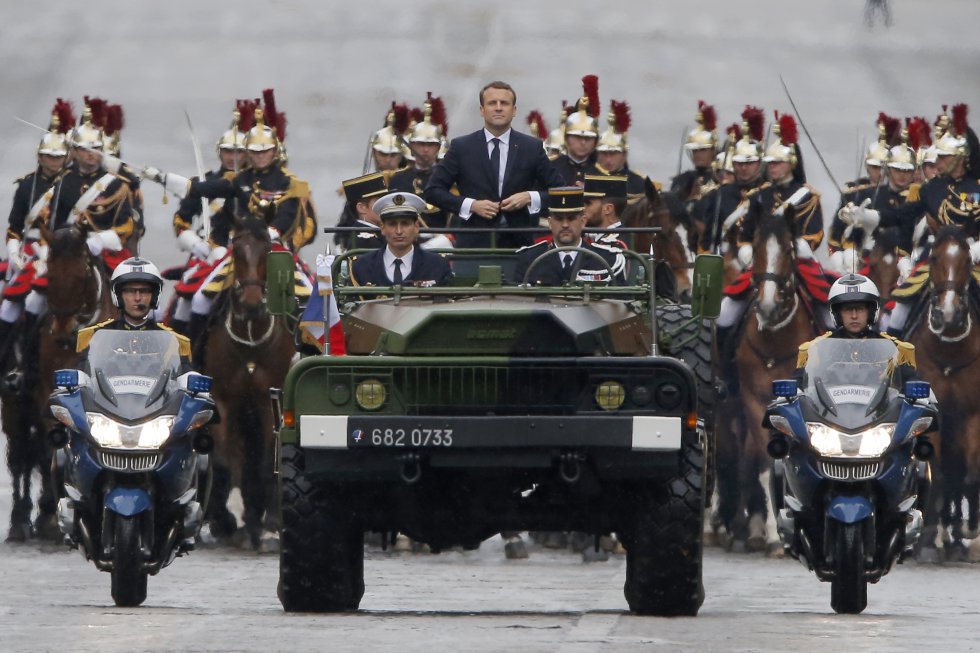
left=86, top=413, right=174, bottom=449
left=806, top=422, right=895, bottom=458
left=595, top=380, right=625, bottom=411
left=355, top=379, right=386, bottom=411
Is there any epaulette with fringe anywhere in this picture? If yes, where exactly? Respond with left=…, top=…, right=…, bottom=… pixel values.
left=907, top=183, right=921, bottom=202
left=841, top=182, right=874, bottom=195
left=157, top=324, right=192, bottom=359
left=745, top=182, right=771, bottom=198
left=76, top=319, right=116, bottom=352
left=796, top=331, right=833, bottom=368
left=880, top=332, right=916, bottom=369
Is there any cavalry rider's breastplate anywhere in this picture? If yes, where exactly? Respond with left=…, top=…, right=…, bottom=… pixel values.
left=243, top=167, right=288, bottom=224
left=926, top=176, right=980, bottom=227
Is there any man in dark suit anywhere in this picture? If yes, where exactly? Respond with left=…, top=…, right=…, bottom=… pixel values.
left=350, top=192, right=452, bottom=287
left=512, top=187, right=627, bottom=286
left=424, top=81, right=565, bottom=249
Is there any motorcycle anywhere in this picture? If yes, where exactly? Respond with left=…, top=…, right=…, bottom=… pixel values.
left=48, top=330, right=215, bottom=607
left=765, top=337, right=936, bottom=614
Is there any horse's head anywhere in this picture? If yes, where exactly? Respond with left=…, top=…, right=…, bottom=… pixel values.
left=864, top=227, right=901, bottom=304
left=231, top=216, right=273, bottom=318
left=621, top=178, right=693, bottom=299
left=46, top=225, right=104, bottom=340
left=751, top=207, right=799, bottom=330
left=928, top=225, right=973, bottom=338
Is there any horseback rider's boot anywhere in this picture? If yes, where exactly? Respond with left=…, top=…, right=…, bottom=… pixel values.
left=18, top=312, right=42, bottom=393
left=187, top=313, right=210, bottom=371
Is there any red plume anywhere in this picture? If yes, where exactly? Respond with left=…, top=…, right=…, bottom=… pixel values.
left=409, top=107, right=424, bottom=127
left=236, top=99, right=258, bottom=132
left=392, top=103, right=410, bottom=134
left=611, top=99, right=632, bottom=133
left=877, top=112, right=901, bottom=146
left=742, top=105, right=765, bottom=142
left=952, top=103, right=969, bottom=137
left=778, top=112, right=798, bottom=146
left=581, top=74, right=599, bottom=117
left=104, top=104, right=124, bottom=136
left=526, top=110, right=548, bottom=138
left=52, top=98, right=76, bottom=133
left=909, top=116, right=932, bottom=148
left=726, top=122, right=740, bottom=141
left=84, top=96, right=108, bottom=127
left=261, top=88, right=287, bottom=140
left=429, top=95, right=447, bottom=134
left=698, top=100, right=717, bottom=132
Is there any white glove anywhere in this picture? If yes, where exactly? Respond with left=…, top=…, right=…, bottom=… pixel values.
left=101, top=153, right=123, bottom=175
left=852, top=198, right=880, bottom=232
left=206, top=246, right=228, bottom=264
left=140, top=165, right=164, bottom=184
left=6, top=239, right=24, bottom=271
left=420, top=234, right=453, bottom=250
left=86, top=230, right=123, bottom=256
left=897, top=256, right=913, bottom=282
left=33, top=243, right=49, bottom=262
left=268, top=227, right=281, bottom=241
left=177, top=229, right=211, bottom=259
left=970, top=240, right=980, bottom=264
left=722, top=202, right=748, bottom=234
left=826, top=250, right=846, bottom=275
left=737, top=244, right=753, bottom=268
left=164, top=173, right=191, bottom=199
left=795, top=238, right=814, bottom=260
left=837, top=202, right=857, bottom=226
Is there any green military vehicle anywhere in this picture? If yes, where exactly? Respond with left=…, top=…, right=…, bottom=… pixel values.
left=267, top=246, right=723, bottom=616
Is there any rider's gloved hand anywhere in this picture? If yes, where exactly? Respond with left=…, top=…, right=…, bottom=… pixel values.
left=851, top=198, right=880, bottom=232
left=177, top=230, right=212, bottom=260
left=737, top=244, right=753, bottom=268
left=206, top=246, right=228, bottom=264
left=267, top=226, right=281, bottom=242
left=86, top=229, right=123, bottom=256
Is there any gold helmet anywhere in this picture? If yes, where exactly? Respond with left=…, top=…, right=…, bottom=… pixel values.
left=245, top=108, right=279, bottom=152
left=886, top=127, right=916, bottom=171
left=217, top=101, right=250, bottom=153
left=934, top=103, right=969, bottom=158
left=526, top=110, right=548, bottom=140
left=731, top=106, right=765, bottom=163
left=763, top=112, right=799, bottom=166
left=714, top=123, right=739, bottom=174
left=101, top=104, right=124, bottom=157
left=544, top=102, right=568, bottom=156
left=597, top=99, right=631, bottom=153
left=370, top=102, right=409, bottom=155
left=865, top=112, right=900, bottom=167
left=564, top=75, right=600, bottom=138
left=38, top=99, right=74, bottom=157
left=409, top=92, right=446, bottom=144
left=684, top=100, right=717, bottom=151
left=70, top=103, right=104, bottom=150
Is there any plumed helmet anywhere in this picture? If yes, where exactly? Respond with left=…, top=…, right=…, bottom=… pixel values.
left=100, top=104, right=124, bottom=157
left=564, top=75, right=600, bottom=138
left=828, top=273, right=880, bottom=327
left=70, top=104, right=104, bottom=150
left=886, top=128, right=916, bottom=171
left=38, top=99, right=75, bottom=157
left=409, top=92, right=446, bottom=144
left=714, top=124, right=739, bottom=174
left=934, top=103, right=970, bottom=158
left=731, top=106, right=765, bottom=163
left=866, top=113, right=900, bottom=167
left=371, top=102, right=408, bottom=155
left=217, top=104, right=249, bottom=153
left=597, top=99, right=631, bottom=153
left=245, top=108, right=278, bottom=153
left=763, top=112, right=799, bottom=166
left=110, top=257, right=165, bottom=309
left=544, top=102, right=568, bottom=155
left=684, top=100, right=717, bottom=151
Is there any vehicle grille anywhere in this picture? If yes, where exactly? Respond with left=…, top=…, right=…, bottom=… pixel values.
left=99, top=451, right=161, bottom=472
left=819, top=460, right=880, bottom=481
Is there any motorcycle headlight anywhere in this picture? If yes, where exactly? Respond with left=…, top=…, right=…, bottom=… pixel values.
left=806, top=422, right=895, bottom=458
left=86, top=413, right=175, bottom=450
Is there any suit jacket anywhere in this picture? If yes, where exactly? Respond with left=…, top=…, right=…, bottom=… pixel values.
left=425, top=129, right=566, bottom=248
left=351, top=246, right=453, bottom=287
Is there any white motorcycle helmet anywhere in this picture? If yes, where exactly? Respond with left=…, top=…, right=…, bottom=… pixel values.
left=110, top=257, right=165, bottom=310
left=828, top=273, right=880, bottom=330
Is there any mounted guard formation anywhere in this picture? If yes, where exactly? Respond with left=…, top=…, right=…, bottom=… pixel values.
left=0, top=77, right=977, bottom=615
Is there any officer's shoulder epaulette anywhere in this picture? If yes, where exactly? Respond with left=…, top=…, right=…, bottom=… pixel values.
left=75, top=319, right=116, bottom=353
left=907, top=183, right=921, bottom=202
left=840, top=182, right=873, bottom=194
left=547, top=153, right=560, bottom=162
left=746, top=182, right=770, bottom=198
left=221, top=170, right=237, bottom=182
left=880, top=332, right=916, bottom=366
left=157, top=324, right=192, bottom=358
left=803, top=183, right=821, bottom=197
left=796, top=331, right=832, bottom=367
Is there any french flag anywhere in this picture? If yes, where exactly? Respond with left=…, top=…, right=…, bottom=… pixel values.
left=299, top=254, right=346, bottom=355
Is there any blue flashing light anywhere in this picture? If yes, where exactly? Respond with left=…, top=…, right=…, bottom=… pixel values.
left=772, top=379, right=798, bottom=398
left=905, top=380, right=930, bottom=400
left=54, top=369, right=79, bottom=389
left=187, top=374, right=213, bottom=394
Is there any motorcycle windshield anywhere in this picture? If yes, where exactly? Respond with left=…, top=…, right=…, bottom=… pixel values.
left=800, top=338, right=902, bottom=431
left=84, top=330, right=182, bottom=421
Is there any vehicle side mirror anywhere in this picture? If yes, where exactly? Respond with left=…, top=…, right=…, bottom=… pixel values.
left=904, top=380, right=930, bottom=400
left=691, top=254, right=723, bottom=320
left=772, top=379, right=798, bottom=398
left=266, top=250, right=295, bottom=316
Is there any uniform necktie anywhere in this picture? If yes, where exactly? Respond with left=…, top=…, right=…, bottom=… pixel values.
left=490, top=137, right=501, bottom=196
left=562, top=254, right=573, bottom=280
left=393, top=258, right=403, bottom=285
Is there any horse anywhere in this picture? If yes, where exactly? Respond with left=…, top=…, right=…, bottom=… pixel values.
left=201, top=215, right=296, bottom=551
left=711, top=207, right=819, bottom=554
left=621, top=178, right=696, bottom=300
left=862, top=227, right=902, bottom=330
left=27, top=223, right=118, bottom=539
left=905, top=225, right=980, bottom=561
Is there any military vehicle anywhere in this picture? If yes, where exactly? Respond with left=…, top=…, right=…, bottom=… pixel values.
left=267, top=243, right=723, bottom=616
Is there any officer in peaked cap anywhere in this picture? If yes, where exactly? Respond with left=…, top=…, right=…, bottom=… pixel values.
left=350, top=192, right=452, bottom=287
left=583, top=174, right=628, bottom=247
left=336, top=172, right=388, bottom=251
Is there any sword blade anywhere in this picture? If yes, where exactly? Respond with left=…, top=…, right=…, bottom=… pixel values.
left=183, top=109, right=211, bottom=238
left=777, top=74, right=841, bottom=191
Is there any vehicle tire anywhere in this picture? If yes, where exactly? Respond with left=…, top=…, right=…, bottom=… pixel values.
left=623, top=426, right=705, bottom=616
left=830, top=522, right=868, bottom=614
left=110, top=516, right=148, bottom=607
left=657, top=302, right=716, bottom=504
left=278, top=444, right=364, bottom=612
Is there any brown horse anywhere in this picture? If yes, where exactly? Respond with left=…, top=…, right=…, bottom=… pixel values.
left=621, top=178, right=695, bottom=300
left=202, top=216, right=295, bottom=551
left=712, top=207, right=817, bottom=553
left=905, top=226, right=980, bottom=561
left=863, top=228, right=902, bottom=315
left=23, top=223, right=115, bottom=538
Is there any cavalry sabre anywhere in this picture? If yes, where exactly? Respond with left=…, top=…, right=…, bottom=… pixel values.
left=183, top=109, right=211, bottom=238
left=777, top=75, right=842, bottom=191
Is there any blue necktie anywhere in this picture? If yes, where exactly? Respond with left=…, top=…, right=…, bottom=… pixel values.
left=393, top=258, right=403, bottom=285
left=490, top=138, right=501, bottom=197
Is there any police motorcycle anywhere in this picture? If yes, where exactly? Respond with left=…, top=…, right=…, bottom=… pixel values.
left=48, top=330, right=215, bottom=607
left=765, top=337, right=936, bottom=614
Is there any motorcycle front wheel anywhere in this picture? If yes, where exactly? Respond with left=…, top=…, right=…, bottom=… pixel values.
left=110, top=516, right=148, bottom=607
left=830, top=522, right=867, bottom=614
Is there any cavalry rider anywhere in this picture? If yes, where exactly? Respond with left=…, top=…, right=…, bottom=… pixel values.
left=695, top=107, right=766, bottom=254
left=389, top=93, right=451, bottom=231
left=542, top=102, right=568, bottom=159
left=349, top=192, right=452, bottom=288
left=369, top=102, right=410, bottom=174
left=678, top=100, right=720, bottom=205
left=827, top=113, right=900, bottom=262
left=168, top=105, right=248, bottom=335
left=76, top=257, right=191, bottom=367
left=595, top=100, right=647, bottom=198
left=512, top=186, right=628, bottom=287
left=551, top=76, right=601, bottom=186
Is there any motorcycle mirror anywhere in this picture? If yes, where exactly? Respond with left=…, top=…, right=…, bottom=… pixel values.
left=904, top=380, right=930, bottom=400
